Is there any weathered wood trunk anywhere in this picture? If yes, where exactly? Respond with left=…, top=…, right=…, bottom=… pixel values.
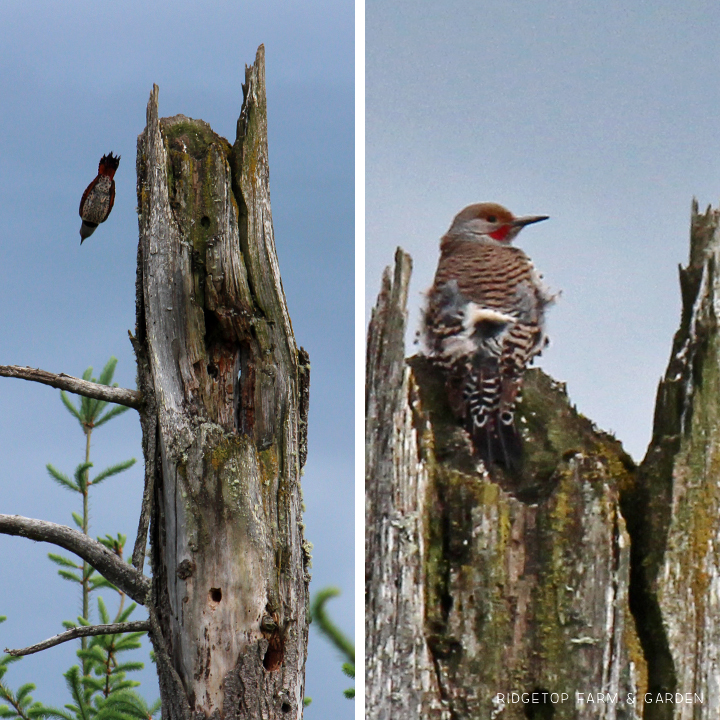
left=365, top=251, right=443, bottom=718
left=133, top=46, right=310, bottom=720
left=626, top=201, right=720, bottom=720
left=366, top=205, right=720, bottom=719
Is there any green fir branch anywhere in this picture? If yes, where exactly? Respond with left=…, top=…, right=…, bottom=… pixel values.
left=57, top=571, right=84, bottom=585
left=310, top=587, right=354, bottom=663
left=73, top=463, right=93, bottom=494
left=96, top=598, right=109, bottom=625
left=87, top=578, right=115, bottom=593
left=62, top=666, right=91, bottom=720
left=76, top=648, right=107, bottom=669
left=93, top=406, right=130, bottom=430
left=102, top=693, right=160, bottom=720
left=114, top=605, right=137, bottom=626
left=341, top=662, right=355, bottom=698
left=60, top=392, right=82, bottom=424
left=86, top=398, right=105, bottom=424
left=96, top=536, right=125, bottom=557
left=78, top=369, right=94, bottom=427
left=14, top=688, right=33, bottom=706
left=46, top=466, right=79, bottom=494
left=310, top=587, right=355, bottom=702
left=84, top=359, right=119, bottom=425
left=47, top=554, right=80, bottom=570
left=71, top=599, right=148, bottom=701
left=90, top=461, right=135, bottom=488
left=96, top=359, right=118, bottom=388
left=33, top=707, right=74, bottom=720
left=109, top=636, right=144, bottom=654
left=0, top=653, right=55, bottom=720
left=108, top=663, right=143, bottom=674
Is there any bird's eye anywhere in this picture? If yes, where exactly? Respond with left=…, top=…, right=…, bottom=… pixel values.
left=487, top=215, right=497, bottom=223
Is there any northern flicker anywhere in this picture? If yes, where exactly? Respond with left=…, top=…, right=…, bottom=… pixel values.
left=423, top=202, right=555, bottom=470
left=78, top=152, right=120, bottom=243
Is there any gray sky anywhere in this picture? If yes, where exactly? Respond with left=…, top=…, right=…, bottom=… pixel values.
left=0, top=2, right=353, bottom=718
left=367, top=0, right=720, bottom=462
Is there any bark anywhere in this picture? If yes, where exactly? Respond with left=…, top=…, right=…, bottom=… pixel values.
left=624, top=200, right=720, bottom=720
left=133, top=46, right=309, bottom=720
left=365, top=250, right=444, bottom=718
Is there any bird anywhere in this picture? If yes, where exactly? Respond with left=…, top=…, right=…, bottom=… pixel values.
left=78, top=152, right=120, bottom=243
left=422, top=202, right=556, bottom=471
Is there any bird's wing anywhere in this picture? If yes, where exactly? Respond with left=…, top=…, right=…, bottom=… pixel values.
left=79, top=176, right=98, bottom=217
left=102, top=180, right=116, bottom=222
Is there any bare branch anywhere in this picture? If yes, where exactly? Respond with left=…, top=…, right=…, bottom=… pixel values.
left=5, top=620, right=150, bottom=656
left=0, top=365, right=143, bottom=409
left=0, top=515, right=150, bottom=604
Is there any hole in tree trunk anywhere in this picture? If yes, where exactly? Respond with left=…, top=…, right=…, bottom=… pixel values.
left=263, top=623, right=284, bottom=672
left=280, top=702, right=291, bottom=713
left=209, top=587, right=222, bottom=603
left=523, top=688, right=555, bottom=719
left=200, top=215, right=210, bottom=228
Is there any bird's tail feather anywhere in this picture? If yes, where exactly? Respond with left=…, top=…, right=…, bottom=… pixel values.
left=470, top=414, right=522, bottom=472
left=464, top=366, right=522, bottom=471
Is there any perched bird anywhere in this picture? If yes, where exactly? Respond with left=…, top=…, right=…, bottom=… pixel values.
left=78, top=152, right=120, bottom=243
left=423, top=202, right=556, bottom=470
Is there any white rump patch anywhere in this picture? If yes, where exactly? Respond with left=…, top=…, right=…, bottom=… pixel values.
left=441, top=303, right=515, bottom=361
left=463, top=305, right=516, bottom=329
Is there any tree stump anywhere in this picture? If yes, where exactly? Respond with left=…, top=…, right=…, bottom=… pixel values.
left=134, top=46, right=310, bottom=720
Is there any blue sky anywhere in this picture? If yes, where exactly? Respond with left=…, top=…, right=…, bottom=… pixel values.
left=0, top=2, right=353, bottom=718
left=366, top=0, right=720, bottom=462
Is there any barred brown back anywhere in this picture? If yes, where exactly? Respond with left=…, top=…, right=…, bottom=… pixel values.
left=435, top=237, right=537, bottom=312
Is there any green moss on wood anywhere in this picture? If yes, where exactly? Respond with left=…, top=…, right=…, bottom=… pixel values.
left=163, top=118, right=232, bottom=160
left=412, top=356, right=641, bottom=717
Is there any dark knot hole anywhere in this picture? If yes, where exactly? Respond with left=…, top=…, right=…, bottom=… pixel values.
left=524, top=687, right=555, bottom=719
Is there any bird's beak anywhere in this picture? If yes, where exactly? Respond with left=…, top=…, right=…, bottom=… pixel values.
left=512, top=214, right=549, bottom=228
